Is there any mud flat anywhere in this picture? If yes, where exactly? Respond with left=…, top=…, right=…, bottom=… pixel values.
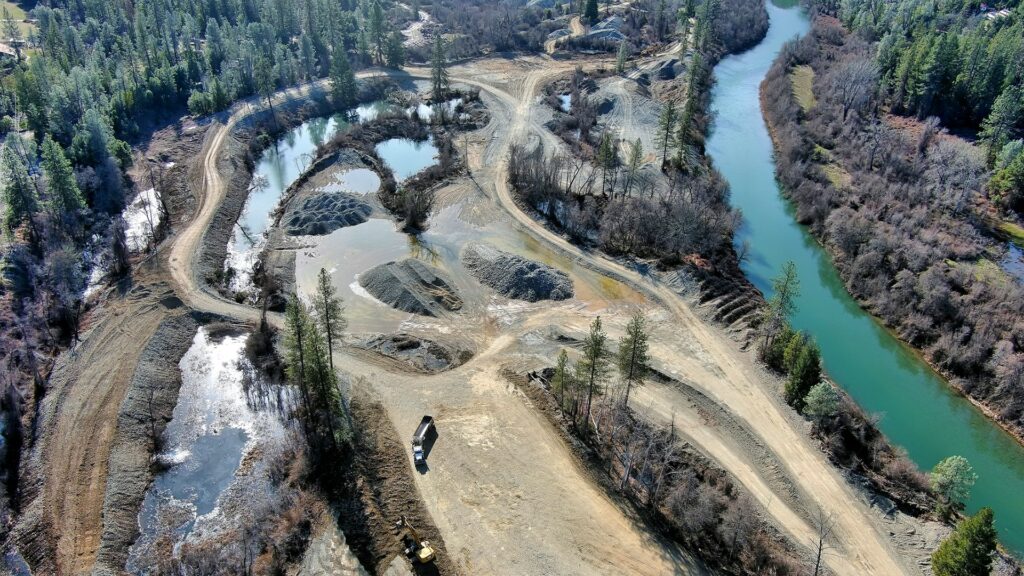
left=358, top=259, right=463, bottom=317
left=461, top=242, right=574, bottom=302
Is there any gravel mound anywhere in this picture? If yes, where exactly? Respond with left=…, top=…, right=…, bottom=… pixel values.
left=362, top=334, right=472, bottom=373
left=359, top=259, right=463, bottom=317
left=461, top=243, right=574, bottom=302
left=284, top=192, right=372, bottom=235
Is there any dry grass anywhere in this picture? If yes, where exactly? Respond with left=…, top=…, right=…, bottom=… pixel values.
left=822, top=162, right=852, bottom=189
left=1, top=1, right=35, bottom=37
left=789, top=65, right=816, bottom=113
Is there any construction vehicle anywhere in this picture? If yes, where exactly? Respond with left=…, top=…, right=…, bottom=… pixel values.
left=412, top=415, right=435, bottom=466
left=395, top=515, right=436, bottom=564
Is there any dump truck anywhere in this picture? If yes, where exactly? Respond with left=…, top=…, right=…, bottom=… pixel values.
left=395, top=515, right=436, bottom=564
left=412, top=415, right=435, bottom=466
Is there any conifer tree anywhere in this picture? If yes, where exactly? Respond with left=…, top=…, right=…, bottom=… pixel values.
left=617, top=311, right=649, bottom=407
left=1, top=145, right=39, bottom=240
left=330, top=49, right=358, bottom=108
left=313, top=268, right=346, bottom=371
left=41, top=136, right=85, bottom=218
left=576, top=316, right=609, bottom=430
left=932, top=507, right=997, bottom=576
left=431, top=35, right=450, bottom=101
left=656, top=101, right=678, bottom=169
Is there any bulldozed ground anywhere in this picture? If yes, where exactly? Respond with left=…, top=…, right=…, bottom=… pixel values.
left=13, top=51, right=951, bottom=576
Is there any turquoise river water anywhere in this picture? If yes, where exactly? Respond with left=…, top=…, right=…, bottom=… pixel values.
left=708, top=0, right=1024, bottom=555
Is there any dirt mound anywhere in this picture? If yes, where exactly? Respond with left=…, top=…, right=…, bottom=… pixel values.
left=284, top=192, right=372, bottom=236
left=362, top=334, right=472, bottom=373
left=359, top=259, right=462, bottom=317
left=461, top=243, right=573, bottom=301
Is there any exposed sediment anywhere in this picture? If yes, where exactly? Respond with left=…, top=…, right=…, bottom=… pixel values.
left=461, top=243, right=573, bottom=302
left=360, top=334, right=472, bottom=373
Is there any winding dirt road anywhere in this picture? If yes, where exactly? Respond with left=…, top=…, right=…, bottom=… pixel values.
left=32, top=53, right=913, bottom=574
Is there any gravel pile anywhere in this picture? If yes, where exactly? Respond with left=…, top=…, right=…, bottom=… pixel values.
left=362, top=333, right=472, bottom=373
left=461, top=243, right=574, bottom=302
left=359, top=259, right=463, bottom=316
left=284, top=192, right=372, bottom=235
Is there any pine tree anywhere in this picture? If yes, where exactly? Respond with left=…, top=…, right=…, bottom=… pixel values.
left=41, top=136, right=85, bottom=217
left=760, top=260, right=800, bottom=355
left=313, top=267, right=346, bottom=371
left=1, top=145, right=39, bottom=240
left=615, top=40, right=628, bottom=74
left=596, top=132, right=616, bottom=196
left=577, top=316, right=609, bottom=431
left=656, top=101, right=678, bottom=169
left=981, top=85, right=1024, bottom=166
left=385, top=30, right=406, bottom=68
left=784, top=340, right=820, bottom=412
left=617, top=311, right=649, bottom=407
left=931, top=507, right=997, bottom=576
left=369, top=0, right=386, bottom=64
left=330, top=49, right=358, bottom=108
left=285, top=295, right=314, bottom=436
left=254, top=56, right=275, bottom=115
left=431, top=35, right=450, bottom=102
left=553, top=348, right=571, bottom=411
left=584, top=0, right=599, bottom=24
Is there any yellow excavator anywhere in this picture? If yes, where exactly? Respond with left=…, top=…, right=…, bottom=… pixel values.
left=395, top=515, right=436, bottom=564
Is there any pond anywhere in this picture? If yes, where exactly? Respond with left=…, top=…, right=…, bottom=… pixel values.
left=376, top=136, right=439, bottom=182
left=126, top=328, right=290, bottom=571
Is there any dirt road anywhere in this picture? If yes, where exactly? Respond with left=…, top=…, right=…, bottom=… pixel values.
left=20, top=276, right=171, bottom=574
left=454, top=55, right=909, bottom=574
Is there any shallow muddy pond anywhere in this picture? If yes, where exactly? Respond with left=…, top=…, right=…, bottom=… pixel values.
left=325, top=168, right=382, bottom=195
left=226, top=104, right=445, bottom=293
left=376, top=136, right=439, bottom=182
left=127, top=328, right=290, bottom=571
left=295, top=192, right=643, bottom=335
left=227, top=115, right=349, bottom=292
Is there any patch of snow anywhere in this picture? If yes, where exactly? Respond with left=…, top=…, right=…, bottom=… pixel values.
left=123, top=187, right=162, bottom=253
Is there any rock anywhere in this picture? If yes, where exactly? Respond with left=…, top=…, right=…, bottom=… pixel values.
left=359, top=259, right=463, bottom=317
left=362, top=334, right=472, bottom=373
left=461, top=243, right=574, bottom=302
left=284, top=192, right=372, bottom=236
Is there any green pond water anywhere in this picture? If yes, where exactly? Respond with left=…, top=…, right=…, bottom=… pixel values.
left=708, top=0, right=1024, bottom=555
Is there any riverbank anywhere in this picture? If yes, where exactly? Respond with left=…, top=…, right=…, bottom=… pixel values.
left=744, top=4, right=1024, bottom=558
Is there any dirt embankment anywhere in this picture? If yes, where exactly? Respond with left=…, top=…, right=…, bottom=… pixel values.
left=339, top=391, right=459, bottom=576
left=92, top=312, right=209, bottom=575
left=461, top=243, right=574, bottom=302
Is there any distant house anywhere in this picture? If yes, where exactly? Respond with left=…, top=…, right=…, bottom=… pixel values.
left=985, top=8, right=1012, bottom=20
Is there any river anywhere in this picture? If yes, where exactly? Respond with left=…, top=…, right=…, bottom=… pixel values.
left=707, top=0, right=1024, bottom=555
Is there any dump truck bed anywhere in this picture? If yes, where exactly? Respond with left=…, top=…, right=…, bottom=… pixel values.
left=413, top=416, right=434, bottom=444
